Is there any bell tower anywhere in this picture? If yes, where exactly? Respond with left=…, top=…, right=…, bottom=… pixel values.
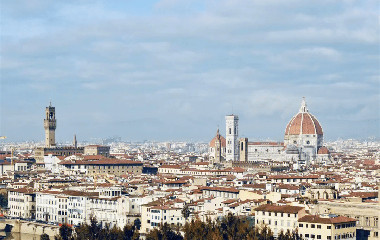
left=225, top=114, right=239, bottom=161
left=44, top=102, right=57, bottom=147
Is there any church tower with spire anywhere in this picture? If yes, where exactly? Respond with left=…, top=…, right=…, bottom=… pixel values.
left=44, top=102, right=57, bottom=147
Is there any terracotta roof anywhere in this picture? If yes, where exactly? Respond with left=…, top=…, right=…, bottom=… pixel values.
left=285, top=112, right=323, bottom=135
left=255, top=204, right=304, bottom=214
left=209, top=129, right=226, bottom=148
left=299, top=215, right=357, bottom=224
left=278, top=184, right=299, bottom=190
left=248, top=142, right=284, bottom=146
left=242, top=183, right=266, bottom=189
left=83, top=155, right=105, bottom=160
left=201, top=186, right=239, bottom=193
left=160, top=164, right=181, bottom=169
left=343, top=191, right=378, bottom=199
left=318, top=147, right=329, bottom=155
left=9, top=188, right=34, bottom=194
left=59, top=159, right=142, bottom=165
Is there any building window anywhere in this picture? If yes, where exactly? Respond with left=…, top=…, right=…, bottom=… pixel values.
left=327, top=226, right=331, bottom=229
left=317, top=235, right=321, bottom=239
left=317, top=225, right=321, bottom=229
left=311, top=224, right=315, bottom=228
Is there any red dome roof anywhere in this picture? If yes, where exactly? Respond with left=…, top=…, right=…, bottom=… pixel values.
left=318, top=147, right=329, bottom=154
left=209, top=129, right=226, bottom=147
left=285, top=98, right=323, bottom=136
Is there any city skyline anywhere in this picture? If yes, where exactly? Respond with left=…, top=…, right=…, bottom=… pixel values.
left=1, top=0, right=379, bottom=142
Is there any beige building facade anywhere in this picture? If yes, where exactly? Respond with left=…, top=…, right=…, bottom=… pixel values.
left=255, top=204, right=306, bottom=237
left=298, top=214, right=357, bottom=240
left=314, top=201, right=379, bottom=240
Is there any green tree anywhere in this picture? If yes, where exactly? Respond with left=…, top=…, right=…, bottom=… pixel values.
left=259, top=225, right=274, bottom=240
left=40, top=233, right=50, bottom=240
left=88, top=216, right=102, bottom=240
left=123, top=223, right=139, bottom=240
left=181, top=204, right=191, bottom=220
left=58, top=224, right=73, bottom=240
left=146, top=223, right=183, bottom=240
left=133, top=218, right=141, bottom=231
left=278, top=230, right=286, bottom=240
left=74, top=223, right=91, bottom=240
left=0, top=193, right=8, bottom=208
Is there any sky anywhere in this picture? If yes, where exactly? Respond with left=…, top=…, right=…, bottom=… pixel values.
left=1, top=0, right=379, bottom=143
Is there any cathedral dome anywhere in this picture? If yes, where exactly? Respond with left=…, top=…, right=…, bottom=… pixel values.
left=209, top=129, right=226, bottom=147
left=285, top=98, right=323, bottom=136
left=317, top=146, right=329, bottom=155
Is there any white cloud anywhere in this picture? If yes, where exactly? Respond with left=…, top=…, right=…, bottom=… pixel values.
left=1, top=0, right=379, bottom=140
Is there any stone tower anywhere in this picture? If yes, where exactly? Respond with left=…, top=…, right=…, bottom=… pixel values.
left=44, top=102, right=56, bottom=147
left=225, top=114, right=239, bottom=161
left=73, top=134, right=77, bottom=148
left=239, top=138, right=248, bottom=162
left=214, top=129, right=222, bottom=164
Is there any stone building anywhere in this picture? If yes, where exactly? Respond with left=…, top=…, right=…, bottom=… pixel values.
left=44, top=103, right=56, bottom=148
left=209, top=129, right=226, bottom=164
left=235, top=98, right=330, bottom=169
left=8, top=188, right=36, bottom=219
left=226, top=115, right=239, bottom=161
left=35, top=103, right=84, bottom=164
left=314, top=201, right=379, bottom=240
left=84, top=145, right=110, bottom=157
left=298, top=214, right=357, bottom=240
left=59, top=158, right=143, bottom=176
left=284, top=97, right=324, bottom=168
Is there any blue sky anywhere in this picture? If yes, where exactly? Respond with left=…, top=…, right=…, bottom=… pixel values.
left=1, top=0, right=379, bottom=142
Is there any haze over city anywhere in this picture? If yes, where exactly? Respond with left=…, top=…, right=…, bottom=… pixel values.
left=1, top=0, right=379, bottom=142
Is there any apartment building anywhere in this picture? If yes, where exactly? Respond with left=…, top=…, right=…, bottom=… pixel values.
left=201, top=187, right=239, bottom=199
left=141, top=203, right=184, bottom=235
left=59, top=159, right=143, bottom=176
left=255, top=204, right=306, bottom=237
left=8, top=188, right=35, bottom=219
left=298, top=215, right=357, bottom=240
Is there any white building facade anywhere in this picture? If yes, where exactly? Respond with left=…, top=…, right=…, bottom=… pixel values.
left=225, top=115, right=239, bottom=161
